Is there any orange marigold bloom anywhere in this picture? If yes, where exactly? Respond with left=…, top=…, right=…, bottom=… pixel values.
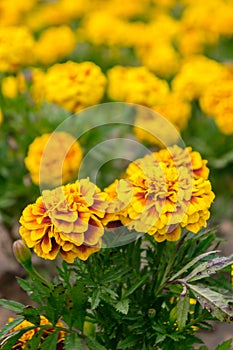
left=19, top=178, right=107, bottom=262
left=6, top=316, right=65, bottom=349
left=103, top=146, right=214, bottom=242
left=24, top=132, right=83, bottom=186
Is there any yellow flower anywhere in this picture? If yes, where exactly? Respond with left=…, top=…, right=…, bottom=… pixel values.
left=34, top=25, right=77, bottom=65
left=29, top=68, right=46, bottom=105
left=0, top=108, right=3, bottom=125
left=0, top=0, right=37, bottom=26
left=24, top=132, right=83, bottom=186
left=104, top=146, right=214, bottom=242
left=172, top=56, right=228, bottom=101
left=1, top=74, right=26, bottom=98
left=6, top=316, right=65, bottom=349
left=107, top=65, right=169, bottom=106
left=19, top=178, right=107, bottom=262
left=200, top=77, right=233, bottom=135
left=133, top=94, right=191, bottom=147
left=45, top=61, right=106, bottom=112
left=0, top=26, right=35, bottom=72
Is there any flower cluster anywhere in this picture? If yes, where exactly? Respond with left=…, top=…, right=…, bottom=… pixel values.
left=24, top=132, right=83, bottom=186
left=104, top=146, right=214, bottom=242
left=6, top=316, right=65, bottom=349
left=0, top=26, right=35, bottom=72
left=19, top=178, right=107, bottom=262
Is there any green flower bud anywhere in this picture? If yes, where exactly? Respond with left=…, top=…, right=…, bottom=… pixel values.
left=13, top=240, right=32, bottom=268
left=148, top=308, right=156, bottom=319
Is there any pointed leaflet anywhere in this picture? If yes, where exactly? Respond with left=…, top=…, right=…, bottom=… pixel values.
left=41, top=331, right=59, bottom=350
left=185, top=255, right=233, bottom=283
left=0, top=299, right=24, bottom=313
left=86, top=337, right=107, bottom=350
left=176, top=293, right=190, bottom=330
left=0, top=327, right=36, bottom=350
left=0, top=317, right=24, bottom=339
left=187, top=284, right=233, bottom=322
left=215, top=339, right=232, bottom=350
left=115, top=299, right=129, bottom=315
left=64, top=333, right=83, bottom=350
left=91, top=288, right=101, bottom=310
left=169, top=250, right=220, bottom=282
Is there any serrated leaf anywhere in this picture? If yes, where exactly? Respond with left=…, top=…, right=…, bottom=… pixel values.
left=185, top=255, right=233, bottom=283
left=102, top=287, right=118, bottom=299
left=64, top=332, right=83, bottom=350
left=86, top=336, right=107, bottom=350
left=156, top=334, right=166, bottom=344
left=0, top=299, right=24, bottom=313
left=177, top=294, right=190, bottom=330
left=22, top=306, right=40, bottom=325
left=117, top=335, right=139, bottom=349
left=0, top=317, right=24, bottom=339
left=115, top=299, right=129, bottom=315
left=123, top=274, right=149, bottom=298
left=24, top=329, right=43, bottom=349
left=187, top=284, right=233, bottom=322
left=16, top=278, right=32, bottom=293
left=100, top=268, right=131, bottom=283
left=40, top=331, right=58, bottom=350
left=91, top=289, right=101, bottom=310
left=215, top=338, right=232, bottom=350
left=169, top=250, right=220, bottom=282
left=0, top=327, right=36, bottom=350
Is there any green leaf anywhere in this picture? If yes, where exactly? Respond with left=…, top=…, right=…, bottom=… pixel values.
left=0, top=317, right=24, bottom=339
left=117, top=335, right=139, bottom=349
left=64, top=332, right=83, bottom=350
left=41, top=331, right=59, bottom=350
left=0, top=299, right=24, bottom=313
left=86, top=336, right=107, bottom=350
left=115, top=299, right=129, bottom=315
left=0, top=327, right=36, bottom=350
left=123, top=274, right=149, bottom=298
left=22, top=306, right=41, bottom=326
left=24, top=329, right=43, bottom=349
left=156, top=334, right=166, bottom=344
left=169, top=250, right=220, bottom=282
left=68, top=281, right=88, bottom=331
left=16, top=278, right=32, bottom=293
left=215, top=338, right=232, bottom=350
left=177, top=293, right=190, bottom=330
left=91, top=289, right=101, bottom=310
left=185, top=255, right=233, bottom=283
left=187, top=284, right=233, bottom=322
left=100, top=267, right=131, bottom=283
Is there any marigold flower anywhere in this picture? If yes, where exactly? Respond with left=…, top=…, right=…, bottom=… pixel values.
left=172, top=56, right=228, bottom=101
left=1, top=74, right=26, bottom=99
left=6, top=316, right=65, bottom=349
left=45, top=61, right=106, bottom=112
left=200, top=78, right=233, bottom=135
left=133, top=94, right=191, bottom=147
left=34, top=25, right=76, bottom=65
left=107, top=66, right=169, bottom=106
left=24, top=132, right=83, bottom=186
left=104, top=146, right=214, bottom=242
left=0, top=26, right=35, bottom=72
left=19, top=178, right=107, bottom=262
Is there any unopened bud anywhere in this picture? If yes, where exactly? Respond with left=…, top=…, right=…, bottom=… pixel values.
left=13, top=240, right=32, bottom=268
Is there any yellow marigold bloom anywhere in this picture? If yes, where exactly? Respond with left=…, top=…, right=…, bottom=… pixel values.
left=1, top=74, right=26, bottom=98
left=0, top=0, right=37, bottom=26
left=24, top=132, right=83, bottom=186
left=7, top=316, right=65, bottom=348
left=19, top=178, right=107, bottom=262
left=34, top=25, right=77, bottom=66
left=29, top=68, right=46, bottom=105
left=103, top=146, right=214, bottom=242
left=200, top=78, right=233, bottom=134
left=107, top=66, right=169, bottom=106
left=172, top=56, right=227, bottom=101
left=0, top=26, right=35, bottom=72
left=45, top=61, right=106, bottom=112
left=134, top=94, right=191, bottom=147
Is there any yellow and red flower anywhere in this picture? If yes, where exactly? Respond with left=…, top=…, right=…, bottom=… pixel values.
left=19, top=178, right=107, bottom=262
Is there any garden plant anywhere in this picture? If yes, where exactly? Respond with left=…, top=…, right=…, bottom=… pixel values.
left=0, top=1, right=233, bottom=349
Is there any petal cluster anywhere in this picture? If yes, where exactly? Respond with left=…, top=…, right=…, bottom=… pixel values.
left=104, top=146, right=215, bottom=242
left=24, top=132, right=83, bottom=186
left=19, top=178, right=107, bottom=262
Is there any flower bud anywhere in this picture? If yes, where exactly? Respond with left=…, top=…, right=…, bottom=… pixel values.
left=13, top=240, right=32, bottom=268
